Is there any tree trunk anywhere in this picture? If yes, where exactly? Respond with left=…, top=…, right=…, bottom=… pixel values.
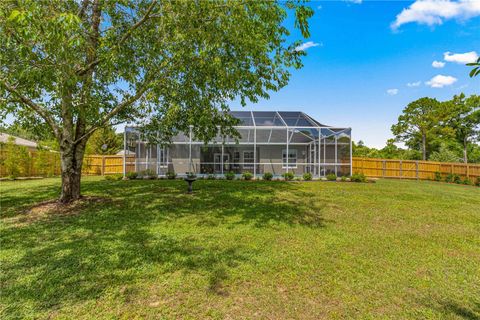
left=422, top=133, right=427, bottom=161
left=463, top=137, right=468, bottom=164
left=59, top=141, right=87, bottom=203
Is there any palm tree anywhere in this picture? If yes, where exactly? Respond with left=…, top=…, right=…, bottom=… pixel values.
left=467, top=57, right=480, bottom=77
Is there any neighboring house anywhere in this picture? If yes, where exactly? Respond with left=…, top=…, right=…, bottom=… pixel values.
left=0, top=133, right=38, bottom=151
left=124, top=111, right=352, bottom=177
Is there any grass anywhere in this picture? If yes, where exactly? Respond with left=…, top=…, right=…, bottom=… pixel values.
left=1, top=177, right=479, bottom=319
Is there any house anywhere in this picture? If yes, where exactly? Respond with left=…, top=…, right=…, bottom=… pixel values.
left=0, top=133, right=38, bottom=151
left=123, top=111, right=352, bottom=177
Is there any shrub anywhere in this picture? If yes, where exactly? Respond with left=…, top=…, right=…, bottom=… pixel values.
left=341, top=176, right=347, bottom=182
left=263, top=172, right=273, bottom=181
left=303, top=172, right=312, bottom=181
left=34, top=149, right=56, bottom=177
left=242, top=172, right=253, bottom=180
left=445, top=173, right=454, bottom=183
left=126, top=171, right=138, bottom=179
left=453, top=174, right=461, bottom=184
left=351, top=173, right=366, bottom=183
left=225, top=171, right=235, bottom=180
left=476, top=177, right=480, bottom=187
left=207, top=174, right=216, bottom=180
left=462, top=178, right=472, bottom=185
left=105, top=173, right=123, bottom=181
left=434, top=171, right=442, bottom=182
left=3, top=137, right=31, bottom=178
left=326, top=173, right=337, bottom=181
left=166, top=171, right=177, bottom=180
left=282, top=172, right=294, bottom=181
left=141, top=169, right=157, bottom=179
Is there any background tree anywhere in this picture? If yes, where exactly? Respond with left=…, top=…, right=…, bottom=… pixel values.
left=391, top=97, right=442, bottom=160
left=443, top=94, right=480, bottom=163
left=85, top=126, right=122, bottom=155
left=429, top=143, right=461, bottom=163
left=0, top=0, right=313, bottom=202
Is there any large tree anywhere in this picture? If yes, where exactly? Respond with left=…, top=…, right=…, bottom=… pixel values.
left=444, top=93, right=480, bottom=163
left=0, top=0, right=313, bottom=202
left=391, top=97, right=442, bottom=160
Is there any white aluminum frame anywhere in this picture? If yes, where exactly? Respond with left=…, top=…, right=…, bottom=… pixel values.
left=123, top=111, right=352, bottom=178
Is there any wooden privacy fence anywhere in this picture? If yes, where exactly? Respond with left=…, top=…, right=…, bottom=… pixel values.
left=0, top=149, right=133, bottom=177
left=82, top=155, right=134, bottom=175
left=352, top=157, right=480, bottom=180
left=1, top=148, right=480, bottom=180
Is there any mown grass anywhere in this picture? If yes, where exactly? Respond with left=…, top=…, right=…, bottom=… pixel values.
left=1, top=177, right=479, bottom=319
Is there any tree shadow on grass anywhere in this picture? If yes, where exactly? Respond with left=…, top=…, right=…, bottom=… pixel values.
left=427, top=300, right=480, bottom=320
left=0, top=179, right=329, bottom=318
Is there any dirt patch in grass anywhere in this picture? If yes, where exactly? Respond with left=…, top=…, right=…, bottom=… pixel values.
left=11, top=196, right=111, bottom=226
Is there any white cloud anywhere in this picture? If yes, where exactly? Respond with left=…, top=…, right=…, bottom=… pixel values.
left=407, top=81, right=422, bottom=87
left=425, top=74, right=458, bottom=88
left=295, top=41, right=321, bottom=52
left=444, top=51, right=479, bottom=64
left=387, top=88, right=399, bottom=95
left=391, top=0, right=480, bottom=30
left=432, top=60, right=446, bottom=68
left=345, top=0, right=362, bottom=3
left=317, top=5, right=322, bottom=10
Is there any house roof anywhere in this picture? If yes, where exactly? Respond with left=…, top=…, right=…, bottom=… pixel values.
left=0, top=133, right=38, bottom=149
left=228, top=111, right=330, bottom=127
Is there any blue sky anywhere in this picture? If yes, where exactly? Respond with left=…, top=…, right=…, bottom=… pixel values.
left=234, top=0, right=480, bottom=148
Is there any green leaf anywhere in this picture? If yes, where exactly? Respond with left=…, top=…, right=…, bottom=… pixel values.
left=7, top=9, right=21, bottom=21
left=470, top=67, right=479, bottom=78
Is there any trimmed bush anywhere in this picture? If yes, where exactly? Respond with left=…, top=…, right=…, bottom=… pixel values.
left=434, top=171, right=442, bottom=182
left=141, top=169, right=157, bottom=179
left=326, top=173, right=337, bottom=181
left=126, top=171, right=138, bottom=180
left=207, top=174, right=216, bottom=180
left=341, top=176, right=347, bottom=182
left=282, top=172, right=294, bottom=181
left=225, top=171, right=235, bottom=180
left=263, top=172, right=273, bottom=181
left=445, top=173, right=454, bottom=183
left=453, top=174, right=461, bottom=184
left=462, top=178, right=473, bottom=185
left=166, top=171, right=177, bottom=180
left=303, top=172, right=312, bottom=181
left=105, top=173, right=123, bottom=181
left=242, top=172, right=253, bottom=180
left=351, top=173, right=366, bottom=183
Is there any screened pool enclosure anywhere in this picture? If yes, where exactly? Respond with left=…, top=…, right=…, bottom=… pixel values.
left=123, top=111, right=352, bottom=178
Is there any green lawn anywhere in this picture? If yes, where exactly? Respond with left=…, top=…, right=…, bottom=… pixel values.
left=1, top=177, right=479, bottom=319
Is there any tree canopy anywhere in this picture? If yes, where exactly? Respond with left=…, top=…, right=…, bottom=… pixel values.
left=0, top=0, right=313, bottom=202
left=391, top=97, right=442, bottom=160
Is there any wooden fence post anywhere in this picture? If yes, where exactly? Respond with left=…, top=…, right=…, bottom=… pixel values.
left=382, top=160, right=386, bottom=178
left=466, top=164, right=469, bottom=179
left=101, top=156, right=105, bottom=176
left=399, top=160, right=402, bottom=179
left=416, top=161, right=419, bottom=180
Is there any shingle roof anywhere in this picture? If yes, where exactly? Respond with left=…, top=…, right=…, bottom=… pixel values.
left=0, top=133, right=38, bottom=149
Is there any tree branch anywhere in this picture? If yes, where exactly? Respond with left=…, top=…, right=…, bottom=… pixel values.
left=76, top=0, right=158, bottom=76
left=73, top=78, right=153, bottom=144
left=0, top=78, right=59, bottom=137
